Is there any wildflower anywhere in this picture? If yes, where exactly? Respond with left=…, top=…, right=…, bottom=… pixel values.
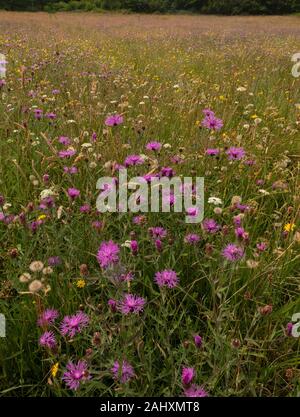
left=111, top=360, right=135, bottom=383
left=19, top=272, right=32, bottom=283
left=184, top=385, right=208, bottom=397
left=51, top=362, right=59, bottom=378
left=184, top=233, right=200, bottom=245
left=48, top=256, right=61, bottom=266
left=202, top=114, right=223, bottom=131
left=286, top=322, right=293, bottom=336
left=67, top=188, right=80, bottom=199
left=155, top=239, right=163, bottom=252
left=60, top=311, right=89, bottom=338
left=76, top=279, right=86, bottom=288
left=149, top=227, right=167, bottom=239
left=202, top=108, right=215, bottom=117
left=33, top=109, right=43, bottom=119
left=117, top=294, right=146, bottom=315
left=39, top=331, right=56, bottom=350
left=29, top=261, right=44, bottom=272
left=208, top=197, right=223, bottom=206
left=37, top=309, right=59, bottom=327
left=130, top=240, right=138, bottom=255
left=105, top=114, right=123, bottom=126
left=45, top=112, right=56, bottom=120
left=194, top=335, right=202, bottom=348
left=202, top=218, right=220, bottom=234
left=186, top=207, right=199, bottom=218
left=284, top=223, right=296, bottom=233
left=124, top=154, right=144, bottom=167
left=155, top=269, right=179, bottom=288
left=222, top=244, right=244, bottom=261
left=58, top=149, right=76, bottom=158
left=28, top=280, right=43, bottom=292
left=226, top=147, right=246, bottom=160
left=97, top=240, right=120, bottom=269
left=256, top=242, right=267, bottom=252
left=59, top=136, right=71, bottom=146
left=80, top=204, right=90, bottom=213
left=160, top=166, right=175, bottom=177
left=146, top=141, right=162, bottom=151
left=108, top=299, right=117, bottom=312
left=62, top=360, right=90, bottom=390
left=205, top=148, right=220, bottom=156
left=182, top=367, right=195, bottom=385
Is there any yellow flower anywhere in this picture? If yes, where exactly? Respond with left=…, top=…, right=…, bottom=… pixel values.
left=51, top=362, right=59, bottom=378
left=76, top=279, right=86, bottom=288
left=284, top=223, right=296, bottom=233
left=37, top=214, right=46, bottom=221
left=195, top=120, right=201, bottom=126
left=251, top=114, right=259, bottom=119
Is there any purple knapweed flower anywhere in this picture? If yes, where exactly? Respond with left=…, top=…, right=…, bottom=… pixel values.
left=67, top=187, right=80, bottom=199
left=97, top=240, right=120, bottom=269
left=226, top=147, right=246, bottom=160
left=146, top=141, right=162, bottom=151
left=202, top=113, right=223, bottom=131
left=194, top=335, right=202, bottom=348
left=155, top=270, right=179, bottom=288
left=37, top=309, right=59, bottom=327
left=202, top=218, right=220, bottom=234
left=222, top=244, right=244, bottom=261
left=205, top=148, right=220, bottom=156
left=111, top=360, right=135, bottom=383
left=124, top=154, right=144, bottom=167
left=117, top=294, right=146, bottom=315
left=184, top=385, right=208, bottom=397
left=105, top=114, right=123, bottom=127
left=62, top=360, right=90, bottom=390
left=182, top=367, right=195, bottom=385
left=184, top=234, right=201, bottom=245
left=60, top=311, right=89, bottom=338
left=39, top=331, right=56, bottom=350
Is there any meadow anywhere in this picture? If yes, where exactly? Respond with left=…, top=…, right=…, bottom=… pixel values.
left=0, top=12, right=300, bottom=397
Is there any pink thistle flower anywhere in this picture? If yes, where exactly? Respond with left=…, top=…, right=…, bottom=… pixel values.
left=222, top=244, right=244, bottom=261
left=111, top=360, right=135, bottom=383
left=105, top=114, right=123, bottom=127
left=184, top=233, right=201, bottom=245
left=37, top=308, right=59, bottom=327
left=205, top=148, right=220, bottom=156
left=202, top=113, right=223, bottom=131
left=182, top=367, right=195, bottom=385
left=58, top=136, right=71, bottom=146
left=226, top=147, right=246, bottom=160
left=62, top=360, right=90, bottom=390
left=155, top=269, right=179, bottom=288
left=97, top=240, right=120, bottom=269
left=146, top=141, right=162, bottom=151
left=117, top=294, right=146, bottom=315
left=184, top=385, right=208, bottom=397
left=202, top=218, right=220, bottom=234
left=39, top=331, right=56, bottom=350
left=67, top=187, right=80, bottom=199
left=130, top=240, right=139, bottom=255
left=124, top=154, right=144, bottom=167
left=59, top=149, right=76, bottom=158
left=194, top=335, right=202, bottom=348
left=108, top=299, right=117, bottom=312
left=149, top=227, right=167, bottom=239
left=60, top=311, right=89, bottom=338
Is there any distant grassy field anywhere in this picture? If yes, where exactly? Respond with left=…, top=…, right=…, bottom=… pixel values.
left=0, top=12, right=300, bottom=397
